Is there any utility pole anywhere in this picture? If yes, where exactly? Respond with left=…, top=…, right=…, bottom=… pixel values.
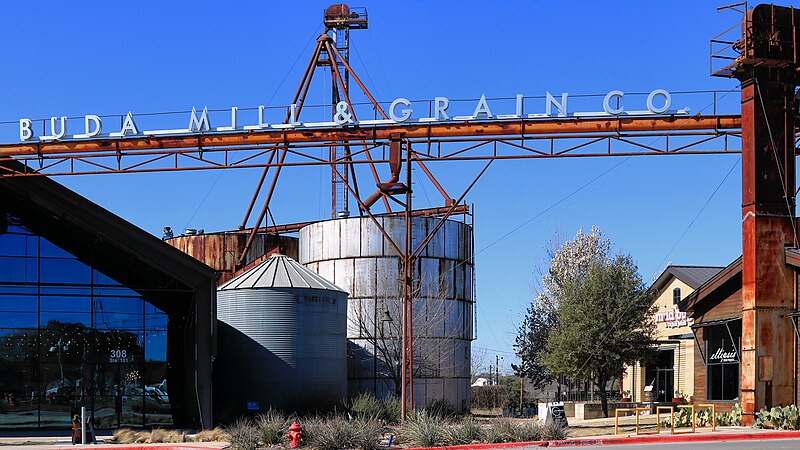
left=519, top=321, right=525, bottom=413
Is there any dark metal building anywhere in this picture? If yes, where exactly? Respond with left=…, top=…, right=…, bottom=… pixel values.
left=0, top=160, right=216, bottom=429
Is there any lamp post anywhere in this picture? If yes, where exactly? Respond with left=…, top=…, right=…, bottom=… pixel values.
left=49, top=339, right=71, bottom=384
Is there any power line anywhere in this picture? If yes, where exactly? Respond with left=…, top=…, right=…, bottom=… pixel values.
left=180, top=24, right=323, bottom=233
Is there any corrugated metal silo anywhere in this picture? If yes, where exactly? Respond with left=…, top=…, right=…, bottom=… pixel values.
left=214, top=254, right=348, bottom=420
left=299, top=216, right=474, bottom=412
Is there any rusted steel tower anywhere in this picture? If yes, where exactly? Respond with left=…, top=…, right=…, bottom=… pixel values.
left=718, top=4, right=800, bottom=424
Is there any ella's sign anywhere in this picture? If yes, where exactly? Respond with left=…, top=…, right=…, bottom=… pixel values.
left=709, top=347, right=738, bottom=364
left=17, top=89, right=685, bottom=143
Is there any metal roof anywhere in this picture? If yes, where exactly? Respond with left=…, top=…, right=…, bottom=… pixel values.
left=218, top=254, right=346, bottom=293
left=651, top=265, right=724, bottom=292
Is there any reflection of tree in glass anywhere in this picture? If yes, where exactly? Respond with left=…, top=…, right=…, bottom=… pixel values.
left=0, top=321, right=145, bottom=401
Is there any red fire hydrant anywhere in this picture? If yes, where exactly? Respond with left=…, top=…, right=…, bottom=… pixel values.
left=287, top=421, right=302, bottom=448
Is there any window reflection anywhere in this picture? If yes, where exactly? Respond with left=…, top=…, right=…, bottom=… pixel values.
left=0, top=213, right=172, bottom=428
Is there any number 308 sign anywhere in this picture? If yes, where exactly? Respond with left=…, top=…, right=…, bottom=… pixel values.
left=109, top=349, right=132, bottom=363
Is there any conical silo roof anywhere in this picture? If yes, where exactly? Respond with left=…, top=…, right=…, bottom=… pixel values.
left=218, top=253, right=346, bottom=292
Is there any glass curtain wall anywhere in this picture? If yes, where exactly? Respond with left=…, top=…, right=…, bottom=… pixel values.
left=0, top=213, right=172, bottom=428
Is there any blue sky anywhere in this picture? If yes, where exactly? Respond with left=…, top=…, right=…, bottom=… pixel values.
left=2, top=1, right=794, bottom=372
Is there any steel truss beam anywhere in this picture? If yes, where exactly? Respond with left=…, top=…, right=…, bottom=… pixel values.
left=0, top=115, right=743, bottom=177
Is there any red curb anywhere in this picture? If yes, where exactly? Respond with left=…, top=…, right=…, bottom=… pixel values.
left=404, top=430, right=800, bottom=449
left=551, top=430, right=800, bottom=446
left=50, top=446, right=220, bottom=450
left=404, top=442, right=547, bottom=450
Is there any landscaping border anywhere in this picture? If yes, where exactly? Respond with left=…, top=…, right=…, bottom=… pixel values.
left=405, top=429, right=800, bottom=449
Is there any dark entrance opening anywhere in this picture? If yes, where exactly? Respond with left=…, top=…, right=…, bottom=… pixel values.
left=645, top=349, right=674, bottom=402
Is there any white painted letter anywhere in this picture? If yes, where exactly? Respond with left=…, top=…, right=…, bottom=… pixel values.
left=50, top=116, right=67, bottom=140
left=19, top=119, right=32, bottom=141
left=258, top=105, right=269, bottom=127
left=603, top=91, right=624, bottom=115
left=84, top=115, right=102, bottom=137
left=515, top=94, right=524, bottom=117
left=647, top=89, right=671, bottom=114
left=289, top=104, right=300, bottom=126
left=188, top=107, right=211, bottom=132
left=115, top=112, right=139, bottom=136
left=545, top=92, right=568, bottom=117
left=434, top=97, right=450, bottom=121
left=390, top=98, right=412, bottom=122
left=472, top=94, right=493, bottom=119
left=217, top=107, right=238, bottom=131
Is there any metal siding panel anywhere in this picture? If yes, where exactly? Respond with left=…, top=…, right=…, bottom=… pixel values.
left=381, top=217, right=405, bottom=257
left=411, top=217, right=425, bottom=257
left=445, top=300, right=461, bottom=339
left=439, top=259, right=455, bottom=299
left=322, top=220, right=341, bottom=260
left=454, top=263, right=465, bottom=301
left=419, top=258, right=438, bottom=299
left=311, top=223, right=326, bottom=263
left=376, top=258, right=400, bottom=298
left=444, top=220, right=459, bottom=260
left=317, top=260, right=336, bottom=288
left=360, top=217, right=383, bottom=257
left=354, top=258, right=377, bottom=298
left=334, top=258, right=355, bottom=297
left=427, top=218, right=446, bottom=258
left=299, top=227, right=309, bottom=263
left=342, top=218, right=361, bottom=257
left=444, top=379, right=458, bottom=410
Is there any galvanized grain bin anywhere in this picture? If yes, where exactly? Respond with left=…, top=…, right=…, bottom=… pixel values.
left=214, top=254, right=348, bottom=420
left=299, top=216, right=474, bottom=412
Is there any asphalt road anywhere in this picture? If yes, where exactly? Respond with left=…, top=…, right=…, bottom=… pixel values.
left=587, top=438, right=800, bottom=449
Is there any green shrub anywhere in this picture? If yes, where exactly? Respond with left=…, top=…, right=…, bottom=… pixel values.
left=256, top=409, right=288, bottom=445
left=402, top=410, right=448, bottom=447
left=228, top=417, right=260, bottom=450
left=512, top=421, right=543, bottom=442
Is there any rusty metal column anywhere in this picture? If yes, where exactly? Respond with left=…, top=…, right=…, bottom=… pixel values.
left=401, top=139, right=414, bottom=421
left=734, top=4, right=799, bottom=425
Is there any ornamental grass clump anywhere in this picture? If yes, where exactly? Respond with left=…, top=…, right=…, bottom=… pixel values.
left=228, top=417, right=260, bottom=450
left=444, top=416, right=483, bottom=445
left=193, top=426, right=229, bottom=442
left=539, top=421, right=567, bottom=441
left=256, top=409, right=289, bottom=445
left=111, top=428, right=149, bottom=444
left=402, top=410, right=448, bottom=447
left=349, top=392, right=384, bottom=420
left=381, top=395, right=402, bottom=424
left=304, top=415, right=381, bottom=450
left=426, top=398, right=456, bottom=420
left=147, top=428, right=184, bottom=443
left=511, top=421, right=543, bottom=442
